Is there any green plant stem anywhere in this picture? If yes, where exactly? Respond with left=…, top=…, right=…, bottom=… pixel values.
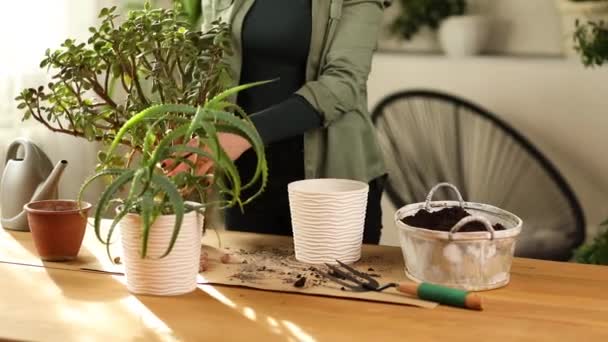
left=88, top=76, right=119, bottom=109
left=130, top=56, right=149, bottom=106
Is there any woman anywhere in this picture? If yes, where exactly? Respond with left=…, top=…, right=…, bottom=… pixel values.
left=198, top=0, right=389, bottom=244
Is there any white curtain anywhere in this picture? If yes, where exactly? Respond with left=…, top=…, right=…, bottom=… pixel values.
left=0, top=1, right=119, bottom=203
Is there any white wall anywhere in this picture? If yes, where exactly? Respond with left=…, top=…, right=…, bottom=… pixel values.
left=372, top=54, right=608, bottom=246
left=380, top=0, right=565, bottom=56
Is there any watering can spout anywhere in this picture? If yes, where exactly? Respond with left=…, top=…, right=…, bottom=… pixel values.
left=30, top=160, right=67, bottom=202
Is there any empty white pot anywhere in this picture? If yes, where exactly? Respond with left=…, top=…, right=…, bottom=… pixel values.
left=288, top=178, right=369, bottom=264
left=438, top=15, right=489, bottom=57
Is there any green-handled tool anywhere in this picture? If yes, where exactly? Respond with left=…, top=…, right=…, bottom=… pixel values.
left=321, top=260, right=482, bottom=311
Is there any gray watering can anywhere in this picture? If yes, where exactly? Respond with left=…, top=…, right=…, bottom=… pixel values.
left=0, top=138, right=67, bottom=231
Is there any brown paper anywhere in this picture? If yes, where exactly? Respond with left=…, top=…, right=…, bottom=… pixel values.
left=0, top=221, right=436, bottom=309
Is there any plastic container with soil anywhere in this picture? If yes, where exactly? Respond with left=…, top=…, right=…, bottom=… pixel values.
left=394, top=183, right=523, bottom=291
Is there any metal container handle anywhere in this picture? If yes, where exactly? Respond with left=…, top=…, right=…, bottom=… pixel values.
left=424, top=182, right=465, bottom=210
left=449, top=216, right=496, bottom=240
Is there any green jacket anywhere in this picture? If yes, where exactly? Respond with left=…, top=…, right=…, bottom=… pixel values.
left=202, top=0, right=387, bottom=183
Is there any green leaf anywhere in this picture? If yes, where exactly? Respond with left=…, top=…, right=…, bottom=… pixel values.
left=140, top=192, right=154, bottom=258
left=106, top=104, right=198, bottom=161
left=142, top=128, right=157, bottom=159
left=205, top=79, right=277, bottom=110
left=91, top=169, right=135, bottom=244
left=84, top=125, right=95, bottom=141
left=106, top=203, right=131, bottom=261
left=203, top=110, right=267, bottom=201
left=150, top=173, right=184, bottom=257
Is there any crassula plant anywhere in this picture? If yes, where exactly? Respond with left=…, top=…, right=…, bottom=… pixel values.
left=15, top=2, right=268, bottom=259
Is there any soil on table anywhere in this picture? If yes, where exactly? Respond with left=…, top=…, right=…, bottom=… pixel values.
left=402, top=207, right=506, bottom=232
left=223, top=246, right=388, bottom=290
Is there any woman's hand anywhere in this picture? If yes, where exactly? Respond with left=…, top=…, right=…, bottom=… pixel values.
left=163, top=133, right=252, bottom=177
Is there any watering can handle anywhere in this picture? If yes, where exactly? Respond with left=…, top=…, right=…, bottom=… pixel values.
left=4, top=138, right=34, bottom=166
left=449, top=216, right=496, bottom=240
left=424, top=183, right=465, bottom=210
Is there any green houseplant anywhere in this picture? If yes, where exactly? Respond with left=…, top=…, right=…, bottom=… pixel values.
left=572, top=19, right=608, bottom=265
left=573, top=19, right=608, bottom=66
left=15, top=2, right=268, bottom=295
left=556, top=0, right=608, bottom=56
left=389, top=0, right=487, bottom=57
left=390, top=0, right=466, bottom=40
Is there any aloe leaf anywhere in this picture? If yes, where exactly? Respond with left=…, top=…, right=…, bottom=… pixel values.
left=142, top=128, right=157, bottom=161
left=106, top=202, right=132, bottom=261
left=106, top=104, right=198, bottom=161
left=78, top=168, right=130, bottom=242
left=140, top=192, right=154, bottom=258
left=205, top=79, right=276, bottom=110
left=150, top=173, right=184, bottom=258
left=204, top=111, right=267, bottom=203
left=93, top=169, right=136, bottom=244
left=147, top=123, right=190, bottom=169
left=78, top=168, right=124, bottom=205
left=215, top=101, right=250, bottom=121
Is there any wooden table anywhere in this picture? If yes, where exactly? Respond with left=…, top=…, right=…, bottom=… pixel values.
left=1, top=227, right=608, bottom=341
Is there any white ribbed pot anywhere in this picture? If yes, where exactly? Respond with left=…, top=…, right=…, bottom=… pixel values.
left=438, top=15, right=489, bottom=57
left=557, top=0, right=608, bottom=56
left=119, top=209, right=203, bottom=296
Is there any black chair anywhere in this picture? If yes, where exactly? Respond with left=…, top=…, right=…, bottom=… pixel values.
left=372, top=90, right=585, bottom=261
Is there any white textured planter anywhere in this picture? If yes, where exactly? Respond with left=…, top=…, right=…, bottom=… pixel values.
left=557, top=0, right=608, bottom=56
left=438, top=15, right=489, bottom=57
left=120, top=209, right=203, bottom=296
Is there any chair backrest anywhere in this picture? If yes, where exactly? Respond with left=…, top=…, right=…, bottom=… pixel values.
left=372, top=90, right=585, bottom=261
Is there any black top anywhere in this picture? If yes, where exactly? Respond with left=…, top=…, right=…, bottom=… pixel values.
left=225, top=0, right=385, bottom=243
left=239, top=0, right=321, bottom=145
left=226, top=0, right=318, bottom=233
left=234, top=0, right=319, bottom=194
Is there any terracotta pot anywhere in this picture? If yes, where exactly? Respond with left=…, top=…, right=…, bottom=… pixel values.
left=24, top=200, right=91, bottom=261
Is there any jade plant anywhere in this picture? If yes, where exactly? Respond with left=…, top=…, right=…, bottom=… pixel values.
left=15, top=2, right=268, bottom=259
left=390, top=0, right=466, bottom=40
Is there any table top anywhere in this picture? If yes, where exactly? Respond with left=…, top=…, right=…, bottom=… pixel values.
left=1, top=226, right=608, bottom=341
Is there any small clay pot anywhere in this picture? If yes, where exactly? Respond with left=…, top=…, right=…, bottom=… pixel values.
left=24, top=200, right=92, bottom=261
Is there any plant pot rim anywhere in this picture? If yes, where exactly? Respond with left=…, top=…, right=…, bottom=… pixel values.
left=118, top=201, right=205, bottom=218
left=24, top=199, right=92, bottom=215
left=395, top=200, right=523, bottom=242
left=288, top=178, right=369, bottom=196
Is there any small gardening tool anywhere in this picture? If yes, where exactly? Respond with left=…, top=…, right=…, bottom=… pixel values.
left=320, top=261, right=483, bottom=311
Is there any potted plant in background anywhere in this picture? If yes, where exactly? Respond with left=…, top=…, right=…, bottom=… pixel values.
left=15, top=2, right=269, bottom=295
left=384, top=0, right=488, bottom=57
left=437, top=1, right=489, bottom=57
left=571, top=19, right=608, bottom=265
left=556, top=0, right=608, bottom=56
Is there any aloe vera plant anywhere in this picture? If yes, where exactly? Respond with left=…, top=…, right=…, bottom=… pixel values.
left=15, top=2, right=269, bottom=260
